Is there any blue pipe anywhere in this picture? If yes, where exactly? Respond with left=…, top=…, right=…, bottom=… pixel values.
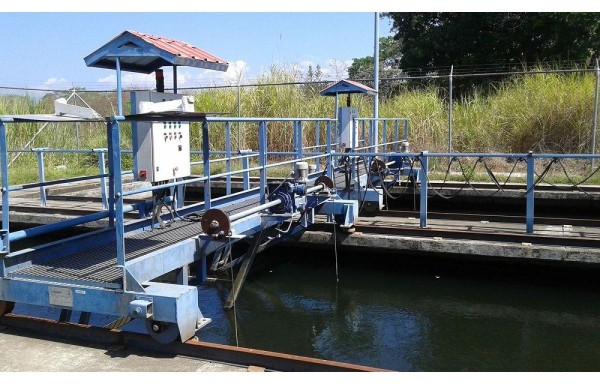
left=8, top=211, right=110, bottom=242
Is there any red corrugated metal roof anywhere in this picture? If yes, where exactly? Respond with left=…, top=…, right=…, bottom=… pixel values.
left=128, top=30, right=228, bottom=66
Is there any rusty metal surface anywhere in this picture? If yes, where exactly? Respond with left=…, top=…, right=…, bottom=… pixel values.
left=0, top=314, right=390, bottom=372
left=129, top=30, right=228, bottom=67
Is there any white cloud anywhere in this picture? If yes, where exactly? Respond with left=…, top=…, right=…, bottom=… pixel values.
left=43, top=77, right=71, bottom=88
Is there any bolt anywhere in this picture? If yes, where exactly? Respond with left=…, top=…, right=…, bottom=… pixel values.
left=152, top=323, right=160, bottom=332
left=133, top=307, right=141, bottom=315
left=209, top=220, right=219, bottom=229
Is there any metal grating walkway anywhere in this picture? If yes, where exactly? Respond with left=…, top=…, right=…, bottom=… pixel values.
left=12, top=195, right=260, bottom=285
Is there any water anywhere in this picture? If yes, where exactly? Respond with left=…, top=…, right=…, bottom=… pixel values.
left=11, top=246, right=600, bottom=371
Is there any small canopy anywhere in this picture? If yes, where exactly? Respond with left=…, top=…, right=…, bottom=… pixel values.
left=84, top=30, right=229, bottom=74
left=320, top=79, right=377, bottom=96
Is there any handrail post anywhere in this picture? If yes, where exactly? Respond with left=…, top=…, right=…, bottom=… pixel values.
left=108, top=119, right=126, bottom=283
left=258, top=121, right=267, bottom=205
left=35, top=149, right=47, bottom=207
left=297, top=121, right=303, bottom=160
left=1, top=120, right=10, bottom=260
left=242, top=155, right=250, bottom=190
left=315, top=121, right=321, bottom=172
left=326, top=120, right=333, bottom=179
left=225, top=122, right=232, bottom=195
left=382, top=120, right=387, bottom=153
left=394, top=120, right=399, bottom=152
left=97, top=149, right=108, bottom=210
left=202, top=120, right=211, bottom=210
left=526, top=152, right=535, bottom=234
left=419, top=151, right=428, bottom=228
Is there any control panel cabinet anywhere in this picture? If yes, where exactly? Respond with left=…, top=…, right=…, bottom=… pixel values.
left=338, top=107, right=358, bottom=151
left=132, top=92, right=194, bottom=183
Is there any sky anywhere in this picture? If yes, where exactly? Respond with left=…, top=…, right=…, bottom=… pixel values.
left=0, top=12, right=394, bottom=91
left=2, top=1, right=599, bottom=92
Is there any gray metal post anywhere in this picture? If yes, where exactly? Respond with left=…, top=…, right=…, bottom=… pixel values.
left=448, top=65, right=453, bottom=153
left=326, top=120, right=333, bottom=179
left=592, top=59, right=599, bottom=169
left=373, top=12, right=379, bottom=152
left=97, top=150, right=108, bottom=210
left=116, top=57, right=122, bottom=116
left=202, top=120, right=211, bottom=209
left=1, top=121, right=10, bottom=257
left=238, top=84, right=242, bottom=151
left=35, top=150, right=47, bottom=207
left=258, top=121, right=267, bottom=205
left=225, top=122, right=232, bottom=195
left=315, top=121, right=321, bottom=172
left=526, top=152, right=535, bottom=234
left=242, top=155, right=250, bottom=190
left=419, top=151, right=428, bottom=228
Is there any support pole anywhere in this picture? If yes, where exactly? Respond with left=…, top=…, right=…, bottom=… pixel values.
left=116, top=57, right=123, bottom=116
left=592, top=58, right=599, bottom=169
left=224, top=231, right=266, bottom=309
left=173, top=65, right=178, bottom=94
left=373, top=12, right=380, bottom=153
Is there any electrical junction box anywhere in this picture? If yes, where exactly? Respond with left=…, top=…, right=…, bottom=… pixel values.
left=131, top=91, right=194, bottom=183
left=338, top=107, right=358, bottom=151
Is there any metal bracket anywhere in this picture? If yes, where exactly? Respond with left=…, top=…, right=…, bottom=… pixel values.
left=129, top=298, right=153, bottom=319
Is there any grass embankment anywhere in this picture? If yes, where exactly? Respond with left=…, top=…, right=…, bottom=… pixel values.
left=1, top=67, right=598, bottom=186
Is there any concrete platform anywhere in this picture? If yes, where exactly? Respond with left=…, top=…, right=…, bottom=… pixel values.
left=289, top=213, right=600, bottom=266
left=0, top=327, right=246, bottom=372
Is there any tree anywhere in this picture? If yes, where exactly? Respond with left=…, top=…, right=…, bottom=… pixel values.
left=347, top=36, right=403, bottom=97
left=351, top=13, right=600, bottom=97
left=388, top=13, right=600, bottom=72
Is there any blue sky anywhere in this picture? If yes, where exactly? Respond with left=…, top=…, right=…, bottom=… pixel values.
left=0, top=12, right=394, bottom=91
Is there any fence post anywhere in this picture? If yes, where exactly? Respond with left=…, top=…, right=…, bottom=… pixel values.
left=592, top=58, right=599, bottom=169
left=35, top=149, right=47, bottom=207
left=419, top=151, right=428, bottom=228
left=526, top=152, right=535, bottom=234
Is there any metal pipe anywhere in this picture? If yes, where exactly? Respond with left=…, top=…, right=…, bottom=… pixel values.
left=8, top=211, right=110, bottom=242
left=229, top=199, right=282, bottom=222
left=306, top=184, right=325, bottom=194
left=592, top=59, right=599, bottom=169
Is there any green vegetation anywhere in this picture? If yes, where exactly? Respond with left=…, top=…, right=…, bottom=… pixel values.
left=0, top=66, right=598, bottom=186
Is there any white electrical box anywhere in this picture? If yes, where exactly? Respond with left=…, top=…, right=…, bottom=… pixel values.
left=338, top=107, right=358, bottom=150
left=132, top=91, right=194, bottom=183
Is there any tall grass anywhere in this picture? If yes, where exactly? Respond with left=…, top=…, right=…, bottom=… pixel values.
left=0, top=66, right=598, bottom=184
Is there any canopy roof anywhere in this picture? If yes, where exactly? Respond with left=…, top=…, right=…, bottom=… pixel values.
left=320, top=79, right=377, bottom=96
left=84, top=30, right=229, bottom=74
